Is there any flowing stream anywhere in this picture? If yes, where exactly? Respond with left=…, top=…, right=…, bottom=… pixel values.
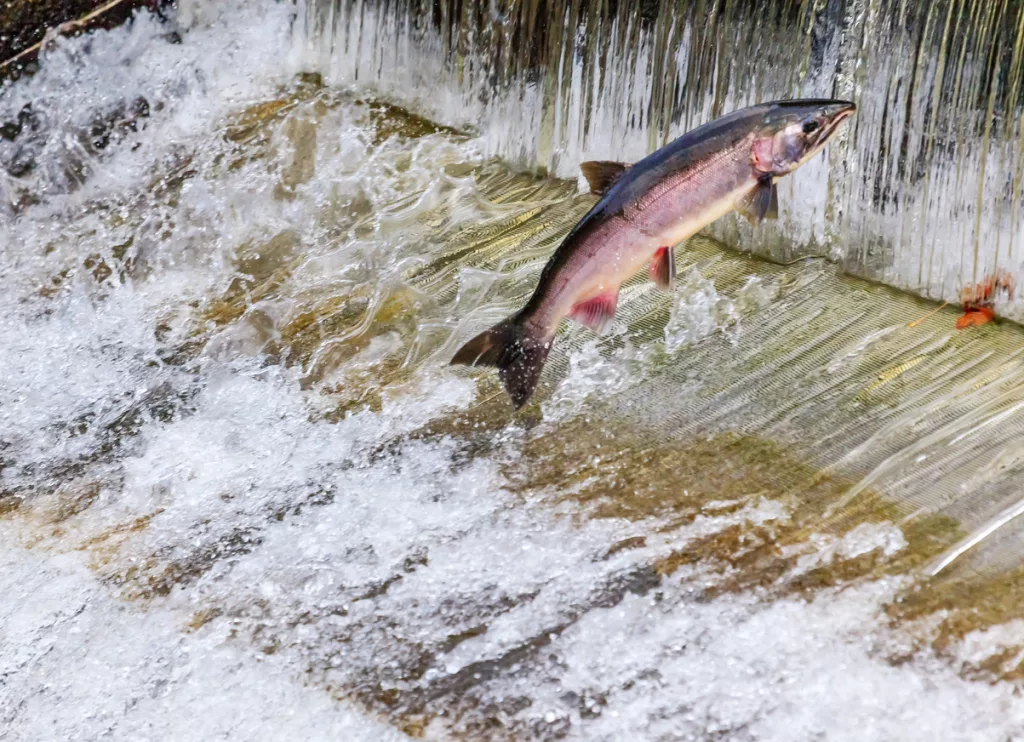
left=4, top=2, right=1024, bottom=740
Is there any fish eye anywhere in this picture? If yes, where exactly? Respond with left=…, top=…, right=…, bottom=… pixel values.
left=802, top=119, right=820, bottom=134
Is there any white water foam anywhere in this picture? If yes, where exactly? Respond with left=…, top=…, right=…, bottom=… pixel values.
left=2, top=3, right=1024, bottom=740
left=0, top=539, right=405, bottom=742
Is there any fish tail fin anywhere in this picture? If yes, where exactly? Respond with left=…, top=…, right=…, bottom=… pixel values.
left=450, top=313, right=552, bottom=409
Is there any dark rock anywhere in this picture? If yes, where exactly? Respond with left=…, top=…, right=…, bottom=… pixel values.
left=0, top=0, right=172, bottom=82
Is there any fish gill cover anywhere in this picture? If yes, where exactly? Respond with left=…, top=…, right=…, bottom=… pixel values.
left=3, top=1, right=1024, bottom=741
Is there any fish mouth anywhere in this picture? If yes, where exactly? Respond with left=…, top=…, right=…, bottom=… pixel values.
left=819, top=101, right=856, bottom=142
left=791, top=101, right=855, bottom=168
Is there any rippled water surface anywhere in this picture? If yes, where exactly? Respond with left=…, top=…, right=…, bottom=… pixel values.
left=5, top=3, right=1024, bottom=740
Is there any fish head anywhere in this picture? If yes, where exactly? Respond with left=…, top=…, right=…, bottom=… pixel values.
left=751, top=100, right=856, bottom=177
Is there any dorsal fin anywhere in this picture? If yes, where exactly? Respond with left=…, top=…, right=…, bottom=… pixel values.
left=580, top=161, right=630, bottom=196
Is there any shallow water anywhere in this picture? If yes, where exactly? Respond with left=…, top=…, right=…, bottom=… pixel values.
left=4, top=3, right=1024, bottom=740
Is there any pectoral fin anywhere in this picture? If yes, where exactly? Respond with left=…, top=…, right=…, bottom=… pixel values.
left=648, top=246, right=675, bottom=291
left=568, top=288, right=619, bottom=334
left=736, top=177, right=778, bottom=225
left=580, top=161, right=630, bottom=196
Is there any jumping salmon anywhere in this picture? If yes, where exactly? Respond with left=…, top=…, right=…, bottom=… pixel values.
left=451, top=99, right=856, bottom=407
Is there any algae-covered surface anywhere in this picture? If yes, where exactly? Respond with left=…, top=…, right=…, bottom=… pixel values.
left=6, top=4, right=1024, bottom=740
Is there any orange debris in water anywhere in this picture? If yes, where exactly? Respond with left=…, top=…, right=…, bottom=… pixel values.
left=955, top=307, right=996, bottom=329
left=956, top=270, right=1014, bottom=330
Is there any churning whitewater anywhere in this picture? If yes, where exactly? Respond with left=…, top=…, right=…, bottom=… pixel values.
left=2, top=2, right=1024, bottom=741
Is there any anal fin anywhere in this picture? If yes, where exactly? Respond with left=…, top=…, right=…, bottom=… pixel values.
left=649, top=246, right=676, bottom=291
left=580, top=161, right=630, bottom=196
left=736, top=177, right=779, bottom=225
left=568, top=288, right=619, bottom=334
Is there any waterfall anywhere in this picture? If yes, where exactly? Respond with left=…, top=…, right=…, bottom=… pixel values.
left=295, top=0, right=1024, bottom=312
left=7, top=3, right=1024, bottom=737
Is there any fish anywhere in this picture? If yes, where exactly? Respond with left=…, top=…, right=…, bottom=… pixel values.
left=450, top=99, right=856, bottom=408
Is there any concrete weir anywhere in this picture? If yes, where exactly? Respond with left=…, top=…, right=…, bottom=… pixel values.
left=5, top=4, right=1024, bottom=738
